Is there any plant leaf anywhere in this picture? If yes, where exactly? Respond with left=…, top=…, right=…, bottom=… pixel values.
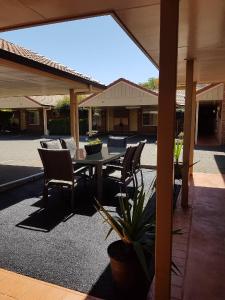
left=133, top=241, right=151, bottom=281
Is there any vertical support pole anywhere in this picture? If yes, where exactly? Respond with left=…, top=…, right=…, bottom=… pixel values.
left=182, top=60, right=194, bottom=207
left=189, top=82, right=196, bottom=175
left=107, top=108, right=110, bottom=132
left=195, top=101, right=199, bottom=144
left=88, top=107, right=92, bottom=134
left=43, top=108, right=48, bottom=136
left=70, top=89, right=79, bottom=148
left=155, top=1, right=179, bottom=299
left=20, top=110, right=26, bottom=131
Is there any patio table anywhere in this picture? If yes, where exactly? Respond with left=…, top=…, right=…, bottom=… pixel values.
left=72, top=146, right=126, bottom=201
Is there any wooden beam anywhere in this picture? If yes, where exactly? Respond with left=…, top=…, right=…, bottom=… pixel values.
left=182, top=60, right=195, bottom=207
left=155, top=0, right=179, bottom=299
left=70, top=90, right=80, bottom=148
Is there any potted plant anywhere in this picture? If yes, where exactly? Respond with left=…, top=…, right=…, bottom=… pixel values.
left=174, top=137, right=183, bottom=179
left=96, top=186, right=155, bottom=299
left=96, top=183, right=181, bottom=299
left=84, top=138, right=102, bottom=155
left=174, top=133, right=199, bottom=180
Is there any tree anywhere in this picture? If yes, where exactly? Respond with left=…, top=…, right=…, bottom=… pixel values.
left=55, top=94, right=89, bottom=117
left=139, top=77, right=159, bottom=90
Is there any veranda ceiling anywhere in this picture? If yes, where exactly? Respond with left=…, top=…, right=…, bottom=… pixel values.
left=0, top=1, right=224, bottom=84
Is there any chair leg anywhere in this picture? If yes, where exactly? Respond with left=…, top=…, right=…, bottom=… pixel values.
left=70, top=186, right=75, bottom=212
left=43, top=184, right=48, bottom=208
left=140, top=168, right=144, bottom=186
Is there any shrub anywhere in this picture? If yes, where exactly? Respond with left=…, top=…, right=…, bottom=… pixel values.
left=48, top=118, right=70, bottom=135
left=79, top=118, right=88, bottom=135
left=48, top=117, right=88, bottom=135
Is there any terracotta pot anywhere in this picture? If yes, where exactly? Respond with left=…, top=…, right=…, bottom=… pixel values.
left=107, top=240, right=152, bottom=300
left=174, top=162, right=183, bottom=179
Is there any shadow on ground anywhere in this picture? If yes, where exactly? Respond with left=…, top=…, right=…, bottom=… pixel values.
left=0, top=170, right=161, bottom=299
left=0, top=164, right=42, bottom=185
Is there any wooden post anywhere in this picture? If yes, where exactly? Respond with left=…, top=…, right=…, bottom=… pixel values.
left=88, top=107, right=92, bottom=134
left=43, top=108, right=48, bottom=136
left=70, top=89, right=79, bottom=148
left=189, top=82, right=196, bottom=175
left=155, top=0, right=179, bottom=299
left=182, top=60, right=195, bottom=207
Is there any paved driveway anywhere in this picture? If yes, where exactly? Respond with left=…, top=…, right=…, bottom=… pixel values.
left=0, top=134, right=224, bottom=185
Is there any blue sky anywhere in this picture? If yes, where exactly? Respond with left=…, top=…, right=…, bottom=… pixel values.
left=0, top=16, right=158, bottom=85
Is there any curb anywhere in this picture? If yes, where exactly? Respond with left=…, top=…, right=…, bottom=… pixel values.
left=0, top=172, right=44, bottom=193
left=141, top=165, right=157, bottom=170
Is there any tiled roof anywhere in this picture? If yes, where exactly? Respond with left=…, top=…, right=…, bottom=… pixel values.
left=0, top=39, right=103, bottom=87
left=153, top=84, right=215, bottom=106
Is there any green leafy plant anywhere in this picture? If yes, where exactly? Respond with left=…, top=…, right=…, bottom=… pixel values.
left=96, top=186, right=155, bottom=280
left=87, top=138, right=102, bottom=145
left=174, top=138, right=183, bottom=164
left=174, top=135, right=199, bottom=179
left=95, top=181, right=181, bottom=280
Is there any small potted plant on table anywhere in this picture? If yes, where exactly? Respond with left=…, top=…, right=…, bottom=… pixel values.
left=84, top=138, right=102, bottom=155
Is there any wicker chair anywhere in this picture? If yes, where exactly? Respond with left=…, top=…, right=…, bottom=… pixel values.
left=104, top=146, right=137, bottom=196
left=59, top=137, right=76, bottom=156
left=60, top=137, right=92, bottom=176
left=132, top=140, right=147, bottom=186
left=40, top=139, right=62, bottom=149
left=38, top=148, right=80, bottom=211
left=107, top=135, right=127, bottom=148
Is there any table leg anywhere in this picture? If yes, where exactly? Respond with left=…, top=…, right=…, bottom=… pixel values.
left=96, top=163, right=103, bottom=202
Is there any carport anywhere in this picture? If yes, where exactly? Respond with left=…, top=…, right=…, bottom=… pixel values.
left=0, top=39, right=105, bottom=144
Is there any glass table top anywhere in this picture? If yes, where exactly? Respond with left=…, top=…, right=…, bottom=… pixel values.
left=72, top=146, right=126, bottom=165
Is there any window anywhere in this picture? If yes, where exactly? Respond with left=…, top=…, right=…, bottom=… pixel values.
left=28, top=110, right=40, bottom=125
left=142, top=110, right=158, bottom=126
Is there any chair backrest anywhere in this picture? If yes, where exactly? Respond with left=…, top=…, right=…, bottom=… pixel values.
left=132, top=139, right=147, bottom=170
left=121, top=146, right=137, bottom=180
left=107, top=135, right=127, bottom=148
left=38, top=148, right=73, bottom=182
left=60, top=137, right=76, bottom=156
left=40, top=139, right=62, bottom=149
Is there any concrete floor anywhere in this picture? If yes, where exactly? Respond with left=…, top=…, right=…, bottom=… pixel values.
left=183, top=173, right=225, bottom=300
left=1, top=135, right=225, bottom=185
left=1, top=135, right=225, bottom=299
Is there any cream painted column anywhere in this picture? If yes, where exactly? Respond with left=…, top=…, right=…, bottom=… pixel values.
left=43, top=108, right=48, bottom=136
left=155, top=0, right=179, bottom=299
left=70, top=89, right=79, bottom=148
left=182, top=60, right=195, bottom=207
left=88, top=107, right=92, bottom=134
